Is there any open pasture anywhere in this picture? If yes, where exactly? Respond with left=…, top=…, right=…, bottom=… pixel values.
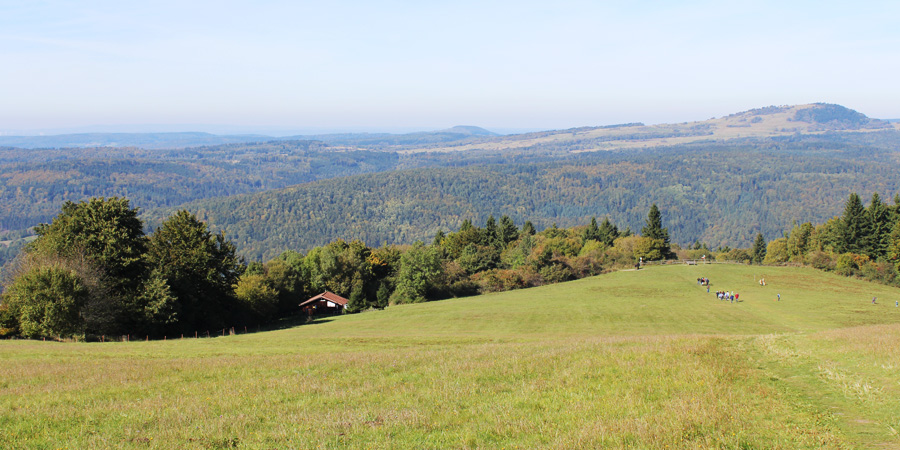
left=2, top=264, right=899, bottom=449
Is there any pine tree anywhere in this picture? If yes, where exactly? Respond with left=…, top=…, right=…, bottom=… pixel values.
left=751, top=233, right=767, bottom=264
left=598, top=218, right=619, bottom=246
left=521, top=221, right=536, bottom=236
left=583, top=217, right=601, bottom=242
left=640, top=204, right=672, bottom=260
left=484, top=215, right=499, bottom=247
left=839, top=193, right=872, bottom=254
left=887, top=219, right=900, bottom=272
left=498, top=215, right=519, bottom=245
left=867, top=192, right=890, bottom=259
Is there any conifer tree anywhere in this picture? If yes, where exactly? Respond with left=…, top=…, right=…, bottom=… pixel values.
left=583, top=217, right=601, bottom=242
left=751, top=233, right=767, bottom=264
left=498, top=215, right=519, bottom=245
left=640, top=204, right=672, bottom=260
left=839, top=193, right=871, bottom=254
left=598, top=218, right=619, bottom=246
left=867, top=192, right=890, bottom=259
left=432, top=229, right=445, bottom=246
left=484, top=215, right=499, bottom=247
left=521, top=221, right=536, bottom=237
left=887, top=219, right=900, bottom=272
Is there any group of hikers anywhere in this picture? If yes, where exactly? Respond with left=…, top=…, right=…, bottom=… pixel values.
left=693, top=275, right=898, bottom=306
left=716, top=290, right=739, bottom=302
left=696, top=277, right=741, bottom=303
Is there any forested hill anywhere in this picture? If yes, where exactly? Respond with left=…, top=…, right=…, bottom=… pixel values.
left=143, top=136, right=900, bottom=261
left=3, top=103, right=899, bottom=265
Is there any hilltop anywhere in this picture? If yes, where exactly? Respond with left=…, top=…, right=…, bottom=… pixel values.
left=2, top=264, right=898, bottom=449
left=405, top=103, right=897, bottom=154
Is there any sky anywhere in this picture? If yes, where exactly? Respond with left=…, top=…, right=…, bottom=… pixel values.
left=1, top=0, right=899, bottom=135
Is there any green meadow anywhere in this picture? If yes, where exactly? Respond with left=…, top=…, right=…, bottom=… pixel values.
left=2, top=264, right=899, bottom=449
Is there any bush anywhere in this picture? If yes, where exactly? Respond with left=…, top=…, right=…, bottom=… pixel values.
left=806, top=251, right=836, bottom=271
left=539, top=262, right=575, bottom=284
left=472, top=269, right=528, bottom=293
left=835, top=253, right=858, bottom=276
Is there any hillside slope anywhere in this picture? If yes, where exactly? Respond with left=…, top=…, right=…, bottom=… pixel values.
left=2, top=264, right=898, bottom=449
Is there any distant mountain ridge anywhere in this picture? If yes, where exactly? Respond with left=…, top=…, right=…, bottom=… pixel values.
left=0, top=126, right=500, bottom=150
left=3, top=103, right=893, bottom=150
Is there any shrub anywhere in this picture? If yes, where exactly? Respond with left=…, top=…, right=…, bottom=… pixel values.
left=539, top=262, right=575, bottom=284
left=806, top=251, right=836, bottom=271
left=835, top=253, right=857, bottom=276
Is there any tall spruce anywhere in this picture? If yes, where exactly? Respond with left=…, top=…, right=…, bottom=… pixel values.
left=888, top=219, right=900, bottom=272
left=839, top=193, right=871, bottom=254
left=483, top=215, right=499, bottom=247
left=498, top=215, right=519, bottom=245
left=641, top=204, right=672, bottom=260
left=751, top=233, right=767, bottom=264
left=867, top=192, right=890, bottom=259
left=598, top=218, right=619, bottom=246
left=521, top=221, right=536, bottom=237
left=583, top=217, right=601, bottom=242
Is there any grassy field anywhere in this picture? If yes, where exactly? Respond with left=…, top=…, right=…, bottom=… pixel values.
left=2, top=264, right=899, bottom=449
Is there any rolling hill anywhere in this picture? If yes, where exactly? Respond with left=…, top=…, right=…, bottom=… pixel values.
left=2, top=264, right=898, bottom=448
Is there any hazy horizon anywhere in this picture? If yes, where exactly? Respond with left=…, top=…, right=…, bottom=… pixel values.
left=3, top=1, right=899, bottom=133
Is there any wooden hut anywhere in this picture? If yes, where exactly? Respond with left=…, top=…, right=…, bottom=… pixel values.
left=300, top=291, right=349, bottom=316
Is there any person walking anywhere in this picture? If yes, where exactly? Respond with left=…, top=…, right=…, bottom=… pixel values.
left=777, top=293, right=780, bottom=302
left=872, top=297, right=877, bottom=305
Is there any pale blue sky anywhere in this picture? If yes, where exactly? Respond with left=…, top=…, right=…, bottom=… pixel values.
left=1, top=0, right=898, bottom=134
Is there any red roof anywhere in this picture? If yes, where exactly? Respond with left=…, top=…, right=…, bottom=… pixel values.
left=299, top=291, right=349, bottom=308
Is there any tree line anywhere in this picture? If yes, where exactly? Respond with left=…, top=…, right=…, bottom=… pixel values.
left=756, top=192, right=900, bottom=286
left=0, top=197, right=677, bottom=340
